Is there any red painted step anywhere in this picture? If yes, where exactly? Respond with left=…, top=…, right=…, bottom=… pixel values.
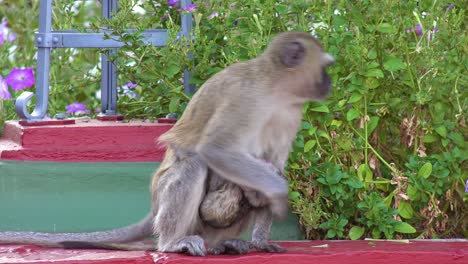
left=0, top=240, right=466, bottom=264
left=0, top=120, right=173, bottom=162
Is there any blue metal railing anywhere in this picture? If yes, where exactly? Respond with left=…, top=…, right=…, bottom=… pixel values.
left=15, top=0, right=194, bottom=121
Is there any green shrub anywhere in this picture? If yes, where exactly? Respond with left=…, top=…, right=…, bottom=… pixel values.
left=0, top=0, right=466, bottom=239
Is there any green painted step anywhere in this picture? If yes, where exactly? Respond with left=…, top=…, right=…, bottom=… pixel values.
left=0, top=160, right=304, bottom=240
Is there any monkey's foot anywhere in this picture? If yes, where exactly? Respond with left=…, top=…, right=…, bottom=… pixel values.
left=172, top=235, right=207, bottom=256
left=208, top=239, right=251, bottom=255
left=250, top=240, right=286, bottom=253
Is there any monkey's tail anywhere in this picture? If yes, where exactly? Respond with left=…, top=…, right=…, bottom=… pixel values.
left=0, top=213, right=155, bottom=249
left=59, top=241, right=158, bottom=251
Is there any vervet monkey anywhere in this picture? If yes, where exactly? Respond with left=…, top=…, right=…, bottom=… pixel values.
left=0, top=31, right=334, bottom=256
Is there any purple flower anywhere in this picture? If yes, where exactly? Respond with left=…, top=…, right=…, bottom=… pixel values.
left=449, top=3, right=455, bottom=9
left=126, top=82, right=137, bottom=89
left=0, top=76, right=12, bottom=100
left=414, top=25, right=423, bottom=35
left=119, top=83, right=138, bottom=98
left=179, top=3, right=198, bottom=12
left=465, top=179, right=468, bottom=193
left=0, top=18, right=16, bottom=45
left=66, top=102, right=90, bottom=115
left=207, top=12, right=219, bottom=20
left=167, top=0, right=179, bottom=7
left=5, top=68, right=35, bottom=91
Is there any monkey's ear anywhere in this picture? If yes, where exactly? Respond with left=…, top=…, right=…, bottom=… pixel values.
left=280, top=41, right=306, bottom=68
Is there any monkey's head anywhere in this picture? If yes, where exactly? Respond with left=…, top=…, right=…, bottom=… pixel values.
left=265, top=31, right=334, bottom=101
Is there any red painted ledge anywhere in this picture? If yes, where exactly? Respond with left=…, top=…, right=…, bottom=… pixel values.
left=0, top=241, right=466, bottom=264
left=0, top=119, right=174, bottom=162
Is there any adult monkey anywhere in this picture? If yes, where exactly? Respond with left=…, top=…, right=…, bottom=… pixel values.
left=0, top=31, right=334, bottom=256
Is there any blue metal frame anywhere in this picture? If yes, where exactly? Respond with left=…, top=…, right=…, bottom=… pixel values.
left=15, top=0, right=193, bottom=121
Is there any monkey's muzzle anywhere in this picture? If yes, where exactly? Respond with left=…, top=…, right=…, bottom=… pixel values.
left=317, top=68, right=332, bottom=98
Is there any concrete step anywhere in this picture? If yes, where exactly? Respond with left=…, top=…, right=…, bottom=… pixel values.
left=0, top=240, right=466, bottom=264
left=0, top=139, right=21, bottom=153
left=0, top=120, right=173, bottom=162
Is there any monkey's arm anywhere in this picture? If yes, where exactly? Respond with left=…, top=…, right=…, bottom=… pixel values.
left=196, top=102, right=289, bottom=218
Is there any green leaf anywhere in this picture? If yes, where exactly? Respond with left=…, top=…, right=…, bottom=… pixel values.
left=395, top=222, right=416, bottom=233
left=332, top=16, right=346, bottom=27
left=368, top=116, right=380, bottom=134
left=304, top=140, right=316, bottom=153
left=371, top=228, right=381, bottom=239
left=289, top=191, right=301, bottom=201
left=364, top=77, right=380, bottom=89
left=364, top=69, right=384, bottom=78
left=330, top=119, right=343, bottom=127
left=347, top=108, right=360, bottom=121
left=441, top=138, right=448, bottom=147
left=308, top=126, right=318, bottom=135
left=317, top=130, right=331, bottom=141
left=349, top=226, right=365, bottom=240
left=398, top=201, right=414, bottom=219
left=367, top=62, right=380, bottom=69
left=358, top=164, right=373, bottom=182
left=317, top=177, right=327, bottom=185
left=418, top=162, right=432, bottom=179
left=383, top=58, right=406, bottom=72
left=310, top=104, right=330, bottom=113
left=339, top=218, right=349, bottom=227
left=348, top=93, right=362, bottom=103
left=407, top=185, right=419, bottom=200
left=435, top=126, right=447, bottom=138
left=377, top=23, right=396, bottom=33
left=448, top=133, right=465, bottom=147
left=423, top=134, right=438, bottom=143
left=345, top=178, right=364, bottom=189
left=164, top=63, right=181, bottom=78
left=275, top=4, right=288, bottom=15
left=327, top=229, right=337, bottom=238
left=206, top=67, right=223, bottom=76
left=289, top=163, right=300, bottom=169
left=367, top=48, right=377, bottom=60
left=301, top=121, right=311, bottom=130
left=169, top=98, right=179, bottom=113
left=383, top=193, right=394, bottom=207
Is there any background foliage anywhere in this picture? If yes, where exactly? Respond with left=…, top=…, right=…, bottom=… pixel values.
left=0, top=0, right=466, bottom=239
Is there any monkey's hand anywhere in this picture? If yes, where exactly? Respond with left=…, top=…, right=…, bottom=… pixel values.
left=256, top=158, right=289, bottom=219
left=250, top=240, right=286, bottom=253
left=242, top=166, right=288, bottom=220
left=243, top=189, right=288, bottom=220
left=197, top=146, right=289, bottom=219
left=242, top=179, right=289, bottom=220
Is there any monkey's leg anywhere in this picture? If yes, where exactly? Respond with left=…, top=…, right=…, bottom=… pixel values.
left=250, top=208, right=285, bottom=253
left=153, top=154, right=208, bottom=256
left=208, top=239, right=251, bottom=255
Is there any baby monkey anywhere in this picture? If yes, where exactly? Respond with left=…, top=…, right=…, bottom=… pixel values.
left=0, top=31, right=334, bottom=256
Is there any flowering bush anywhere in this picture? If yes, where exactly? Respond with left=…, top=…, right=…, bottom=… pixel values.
left=0, top=0, right=466, bottom=239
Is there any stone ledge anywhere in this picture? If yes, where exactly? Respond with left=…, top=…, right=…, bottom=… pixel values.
left=0, top=240, right=466, bottom=264
left=0, top=120, right=173, bottom=162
